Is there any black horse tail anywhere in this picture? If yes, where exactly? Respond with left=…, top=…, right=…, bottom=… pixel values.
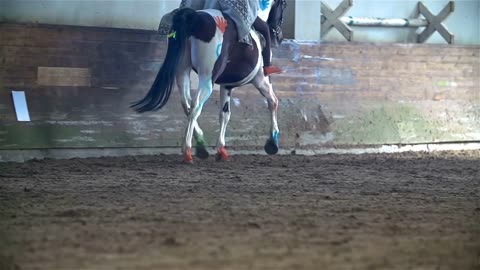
left=131, top=8, right=197, bottom=113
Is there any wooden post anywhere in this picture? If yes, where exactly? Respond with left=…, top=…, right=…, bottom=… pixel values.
left=321, top=0, right=353, bottom=41
left=416, top=1, right=455, bottom=44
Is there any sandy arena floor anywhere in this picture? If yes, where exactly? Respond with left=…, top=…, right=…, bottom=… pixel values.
left=1, top=151, right=479, bottom=270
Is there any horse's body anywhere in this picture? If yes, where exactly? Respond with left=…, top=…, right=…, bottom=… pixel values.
left=131, top=0, right=286, bottom=163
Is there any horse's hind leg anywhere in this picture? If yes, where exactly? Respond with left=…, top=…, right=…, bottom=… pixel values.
left=252, top=71, right=280, bottom=155
left=182, top=73, right=214, bottom=163
left=176, top=49, right=209, bottom=159
left=215, top=86, right=233, bottom=161
left=182, top=39, right=220, bottom=163
left=181, top=11, right=227, bottom=163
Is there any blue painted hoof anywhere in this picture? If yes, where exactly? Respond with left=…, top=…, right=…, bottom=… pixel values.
left=264, top=138, right=279, bottom=155
left=195, top=145, right=209, bottom=159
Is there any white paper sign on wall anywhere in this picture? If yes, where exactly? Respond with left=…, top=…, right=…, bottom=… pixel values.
left=11, top=91, right=31, bottom=122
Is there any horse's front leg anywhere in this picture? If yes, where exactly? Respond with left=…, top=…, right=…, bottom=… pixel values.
left=182, top=76, right=213, bottom=164
left=253, top=72, right=279, bottom=155
left=215, top=86, right=233, bottom=161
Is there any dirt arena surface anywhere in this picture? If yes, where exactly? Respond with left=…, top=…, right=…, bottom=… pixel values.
left=1, top=150, right=479, bottom=270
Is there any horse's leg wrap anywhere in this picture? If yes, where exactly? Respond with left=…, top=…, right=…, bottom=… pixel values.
left=183, top=148, right=193, bottom=164
left=216, top=146, right=229, bottom=162
left=195, top=134, right=209, bottom=159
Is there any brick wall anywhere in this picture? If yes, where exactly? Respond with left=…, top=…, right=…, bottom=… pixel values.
left=1, top=23, right=479, bottom=151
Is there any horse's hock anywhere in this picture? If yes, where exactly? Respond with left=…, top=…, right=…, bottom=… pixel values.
left=0, top=23, right=479, bottom=158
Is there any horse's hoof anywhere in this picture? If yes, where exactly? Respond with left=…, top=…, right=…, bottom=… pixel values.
left=183, top=148, right=194, bottom=164
left=215, top=147, right=229, bottom=162
left=182, top=159, right=194, bottom=165
left=264, top=139, right=279, bottom=155
left=195, top=146, right=209, bottom=160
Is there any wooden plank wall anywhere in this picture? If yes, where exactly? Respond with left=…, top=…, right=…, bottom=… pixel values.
left=0, top=23, right=479, bottom=152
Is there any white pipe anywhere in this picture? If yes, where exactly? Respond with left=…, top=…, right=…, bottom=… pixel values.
left=340, top=16, right=428, bottom=27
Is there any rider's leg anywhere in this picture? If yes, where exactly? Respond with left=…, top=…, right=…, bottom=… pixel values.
left=252, top=17, right=283, bottom=76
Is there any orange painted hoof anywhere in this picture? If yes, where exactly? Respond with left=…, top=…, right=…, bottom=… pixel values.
left=264, top=66, right=283, bottom=76
left=183, top=148, right=193, bottom=164
left=215, top=147, right=229, bottom=162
